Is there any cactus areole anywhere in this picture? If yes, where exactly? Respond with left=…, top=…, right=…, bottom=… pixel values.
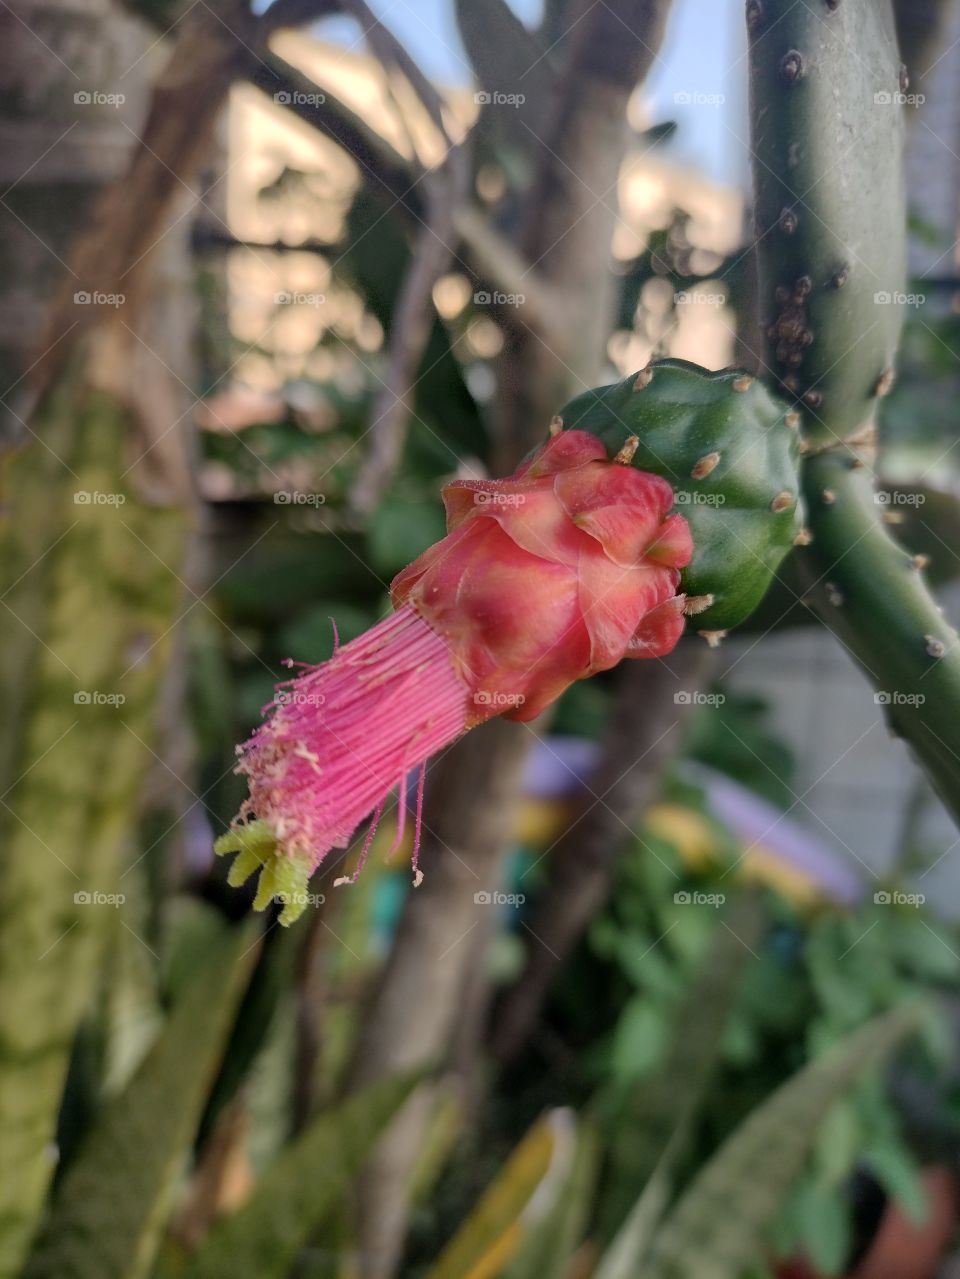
left=217, top=360, right=802, bottom=920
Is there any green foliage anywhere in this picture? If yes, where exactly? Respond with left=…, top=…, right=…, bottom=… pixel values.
left=23, top=922, right=260, bottom=1279
left=556, top=360, right=803, bottom=630
left=641, top=1005, right=923, bottom=1279
left=182, top=1072, right=422, bottom=1279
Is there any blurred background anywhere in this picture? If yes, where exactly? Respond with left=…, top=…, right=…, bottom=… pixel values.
left=4, top=0, right=960, bottom=1276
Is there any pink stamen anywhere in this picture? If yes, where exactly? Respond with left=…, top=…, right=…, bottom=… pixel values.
left=235, top=605, right=470, bottom=874
left=333, top=793, right=386, bottom=887
left=411, top=761, right=426, bottom=887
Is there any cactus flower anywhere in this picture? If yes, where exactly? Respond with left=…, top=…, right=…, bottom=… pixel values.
left=217, top=429, right=692, bottom=922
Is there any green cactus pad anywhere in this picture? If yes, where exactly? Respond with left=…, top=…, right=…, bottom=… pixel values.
left=555, top=359, right=803, bottom=631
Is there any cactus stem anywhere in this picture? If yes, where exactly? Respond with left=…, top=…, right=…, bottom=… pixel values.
left=613, top=435, right=640, bottom=464
left=699, top=629, right=728, bottom=647
left=549, top=415, right=564, bottom=436
left=691, top=451, right=721, bottom=479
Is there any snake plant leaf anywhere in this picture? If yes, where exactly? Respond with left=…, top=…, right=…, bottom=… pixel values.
left=425, top=1109, right=577, bottom=1279
left=556, top=360, right=803, bottom=630
left=182, top=1070, right=422, bottom=1279
left=643, top=1004, right=924, bottom=1279
left=23, top=921, right=261, bottom=1279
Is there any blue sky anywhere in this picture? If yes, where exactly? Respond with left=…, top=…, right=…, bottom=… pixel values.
left=312, top=0, right=748, bottom=187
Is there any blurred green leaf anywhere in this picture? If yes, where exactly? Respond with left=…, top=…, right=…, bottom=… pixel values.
left=368, top=495, right=447, bottom=577
left=23, top=921, right=260, bottom=1279
left=182, top=1071, right=422, bottom=1279
left=644, top=1005, right=924, bottom=1279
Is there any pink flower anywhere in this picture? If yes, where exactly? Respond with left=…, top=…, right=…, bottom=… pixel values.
left=217, top=431, right=692, bottom=921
